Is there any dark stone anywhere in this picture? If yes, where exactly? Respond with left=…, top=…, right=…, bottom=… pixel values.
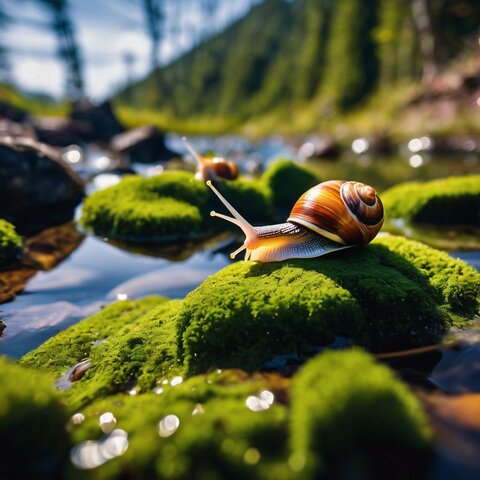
left=0, top=101, right=29, bottom=123
left=110, top=125, right=178, bottom=163
left=69, top=99, right=124, bottom=142
left=0, top=137, right=85, bottom=235
left=33, top=117, right=90, bottom=147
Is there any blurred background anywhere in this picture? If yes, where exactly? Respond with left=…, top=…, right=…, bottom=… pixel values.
left=0, top=0, right=479, bottom=138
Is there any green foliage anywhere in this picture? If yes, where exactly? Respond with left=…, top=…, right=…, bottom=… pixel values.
left=382, top=175, right=480, bottom=225
left=261, top=159, right=319, bottom=213
left=290, top=349, right=432, bottom=479
left=0, top=218, right=22, bottom=265
left=176, top=236, right=478, bottom=375
left=0, top=356, right=69, bottom=479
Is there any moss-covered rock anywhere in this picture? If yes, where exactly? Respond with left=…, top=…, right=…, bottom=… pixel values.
left=21, top=296, right=177, bottom=409
left=80, top=171, right=272, bottom=243
left=0, top=219, right=22, bottom=265
left=290, top=349, right=432, bottom=479
left=176, top=236, right=479, bottom=374
left=261, top=159, right=319, bottom=213
left=0, top=356, right=69, bottom=479
left=382, top=175, right=480, bottom=225
left=64, top=371, right=289, bottom=480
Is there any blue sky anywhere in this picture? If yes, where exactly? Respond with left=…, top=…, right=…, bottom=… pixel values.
left=2, top=0, right=258, bottom=100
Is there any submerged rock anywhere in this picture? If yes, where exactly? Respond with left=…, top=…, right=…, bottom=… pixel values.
left=0, top=356, right=69, bottom=479
left=0, top=137, right=85, bottom=235
left=290, top=349, right=432, bottom=479
left=0, top=219, right=22, bottom=265
left=382, top=176, right=480, bottom=226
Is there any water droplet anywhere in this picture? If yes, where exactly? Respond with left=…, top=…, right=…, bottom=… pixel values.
left=63, top=145, right=82, bottom=164
left=170, top=376, right=183, bottom=386
left=409, top=154, right=424, bottom=168
left=99, top=412, right=117, bottom=433
left=351, top=138, right=369, bottom=154
left=162, top=379, right=169, bottom=385
left=259, top=390, right=274, bottom=405
left=128, top=389, right=137, bottom=396
left=244, top=447, right=261, bottom=465
left=153, top=387, right=164, bottom=395
left=246, top=395, right=270, bottom=412
left=71, top=413, right=85, bottom=425
left=94, top=156, right=111, bottom=170
left=116, top=293, right=128, bottom=301
left=192, top=403, right=204, bottom=415
left=158, top=414, right=180, bottom=437
left=407, top=138, right=423, bottom=153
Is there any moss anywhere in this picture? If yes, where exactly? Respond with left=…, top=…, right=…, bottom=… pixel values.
left=382, top=176, right=480, bottom=225
left=176, top=236, right=479, bottom=374
left=64, top=372, right=288, bottom=480
left=21, top=297, right=181, bottom=410
left=0, top=356, right=69, bottom=479
left=0, top=219, right=22, bottom=265
left=290, top=349, right=432, bottom=479
left=80, top=171, right=272, bottom=243
left=261, top=159, right=319, bottom=213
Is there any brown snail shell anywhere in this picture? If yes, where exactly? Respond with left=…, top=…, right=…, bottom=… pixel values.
left=288, top=180, right=384, bottom=245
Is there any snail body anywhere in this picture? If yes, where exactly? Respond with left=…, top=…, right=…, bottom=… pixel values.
left=182, top=137, right=239, bottom=181
left=207, top=179, right=384, bottom=262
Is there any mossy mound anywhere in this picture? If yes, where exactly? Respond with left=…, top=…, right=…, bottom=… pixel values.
left=261, top=159, right=319, bottom=213
left=290, top=349, right=432, bottom=479
left=21, top=296, right=177, bottom=410
left=80, top=171, right=272, bottom=243
left=0, top=356, right=69, bottom=479
left=176, top=236, right=480, bottom=374
left=0, top=219, right=22, bottom=265
left=382, top=175, right=480, bottom=225
left=64, top=371, right=289, bottom=480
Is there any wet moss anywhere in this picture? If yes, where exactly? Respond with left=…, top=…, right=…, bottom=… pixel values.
left=290, top=349, right=432, bottom=479
left=261, top=159, right=319, bottom=213
left=0, top=219, right=22, bottom=265
left=0, top=356, right=69, bottom=479
left=22, top=297, right=180, bottom=410
left=176, top=236, right=479, bottom=374
left=382, top=175, right=480, bottom=225
left=80, top=171, right=272, bottom=243
left=64, top=372, right=288, bottom=480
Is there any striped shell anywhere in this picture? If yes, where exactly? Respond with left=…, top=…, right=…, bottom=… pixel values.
left=287, top=180, right=384, bottom=245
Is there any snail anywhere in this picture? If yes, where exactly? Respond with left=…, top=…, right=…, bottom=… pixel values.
left=182, top=137, right=239, bottom=181
left=206, top=179, right=384, bottom=262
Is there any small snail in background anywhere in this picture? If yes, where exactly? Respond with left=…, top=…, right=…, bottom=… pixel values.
left=207, top=179, right=384, bottom=262
left=182, top=137, right=239, bottom=181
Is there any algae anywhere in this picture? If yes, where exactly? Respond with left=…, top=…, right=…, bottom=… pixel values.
left=382, top=175, right=480, bottom=225
left=290, top=349, right=432, bottom=479
left=0, top=219, right=22, bottom=265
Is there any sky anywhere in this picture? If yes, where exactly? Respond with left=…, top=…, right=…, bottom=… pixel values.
left=2, top=0, right=258, bottom=100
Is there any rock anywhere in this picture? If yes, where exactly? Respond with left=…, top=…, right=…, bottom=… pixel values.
left=0, top=219, right=22, bottom=266
left=290, top=349, right=432, bottom=479
left=110, top=125, right=178, bottom=163
left=0, top=137, right=85, bottom=235
left=297, top=136, right=340, bottom=160
left=32, top=117, right=89, bottom=148
left=175, top=236, right=480, bottom=374
left=262, top=159, right=319, bottom=213
left=0, top=356, right=69, bottom=479
left=382, top=176, right=480, bottom=226
left=69, top=99, right=124, bottom=142
left=80, top=171, right=271, bottom=244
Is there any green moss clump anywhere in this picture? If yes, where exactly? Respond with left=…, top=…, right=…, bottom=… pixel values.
left=0, top=356, right=69, bottom=479
left=64, top=372, right=288, bottom=480
left=382, top=175, right=480, bottom=225
left=261, top=159, right=319, bottom=213
left=290, top=349, right=432, bottom=479
left=80, top=171, right=273, bottom=243
left=22, top=297, right=182, bottom=410
left=176, top=236, right=479, bottom=374
left=0, top=219, right=22, bottom=265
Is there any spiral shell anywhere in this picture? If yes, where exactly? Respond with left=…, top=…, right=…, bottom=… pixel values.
left=287, top=180, right=384, bottom=245
left=209, top=157, right=240, bottom=180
